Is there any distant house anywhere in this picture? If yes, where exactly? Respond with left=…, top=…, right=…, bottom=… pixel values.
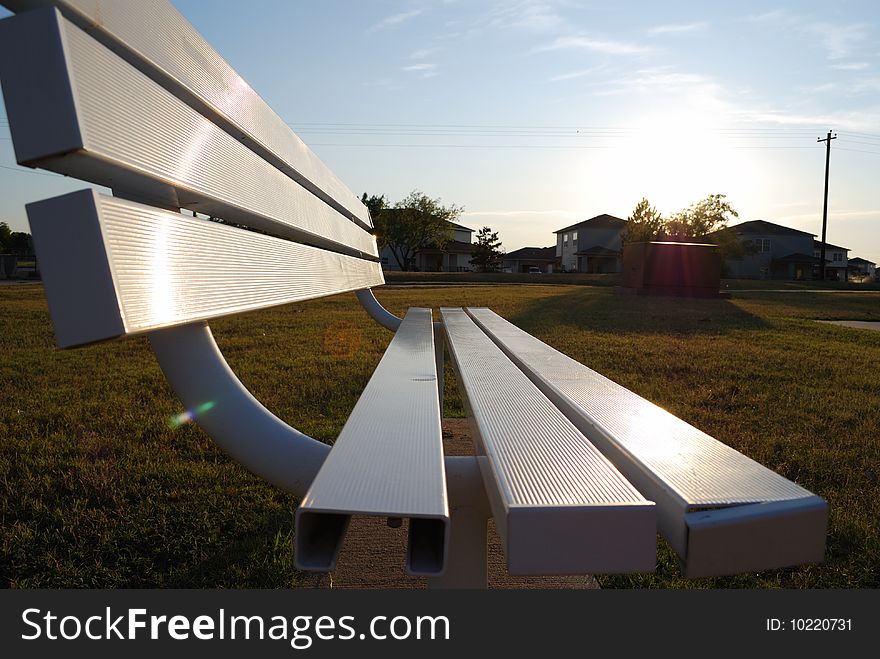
left=848, top=257, right=876, bottom=280
left=379, top=220, right=474, bottom=271
left=503, top=246, right=557, bottom=273
left=554, top=214, right=627, bottom=273
left=706, top=220, right=853, bottom=280
left=707, top=220, right=818, bottom=280
left=813, top=240, right=849, bottom=281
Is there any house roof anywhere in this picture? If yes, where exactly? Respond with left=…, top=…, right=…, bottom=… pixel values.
left=555, top=214, right=626, bottom=234
left=505, top=246, right=556, bottom=261
left=575, top=246, right=619, bottom=257
left=813, top=239, right=849, bottom=251
left=849, top=257, right=876, bottom=265
left=709, top=219, right=815, bottom=238
left=450, top=221, right=474, bottom=233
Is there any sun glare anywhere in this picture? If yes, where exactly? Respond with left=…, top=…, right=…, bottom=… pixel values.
left=585, top=109, right=760, bottom=217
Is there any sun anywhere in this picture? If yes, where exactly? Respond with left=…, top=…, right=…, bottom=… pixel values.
left=584, top=108, right=760, bottom=217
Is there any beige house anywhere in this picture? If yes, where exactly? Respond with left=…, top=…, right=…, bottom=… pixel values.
left=813, top=240, right=849, bottom=281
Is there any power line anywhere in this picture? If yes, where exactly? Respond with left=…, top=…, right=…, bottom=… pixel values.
left=0, top=164, right=67, bottom=178
left=308, top=143, right=615, bottom=149
left=837, top=138, right=880, bottom=147
left=836, top=146, right=880, bottom=156
left=307, top=142, right=821, bottom=150
left=839, top=129, right=880, bottom=140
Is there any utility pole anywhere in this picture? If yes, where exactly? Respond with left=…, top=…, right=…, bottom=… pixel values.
left=817, top=130, right=837, bottom=281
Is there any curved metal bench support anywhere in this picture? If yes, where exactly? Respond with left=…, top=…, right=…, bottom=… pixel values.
left=356, top=288, right=402, bottom=331
left=149, top=322, right=330, bottom=497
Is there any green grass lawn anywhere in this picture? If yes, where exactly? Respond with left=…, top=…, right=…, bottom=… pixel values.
left=1, top=283, right=878, bottom=588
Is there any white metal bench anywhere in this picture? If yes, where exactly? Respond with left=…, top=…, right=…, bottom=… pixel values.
left=0, top=0, right=827, bottom=586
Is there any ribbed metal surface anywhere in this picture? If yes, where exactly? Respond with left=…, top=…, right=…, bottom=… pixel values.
left=442, top=308, right=647, bottom=508
left=27, top=190, right=383, bottom=346
left=297, top=308, right=448, bottom=575
left=442, top=308, right=655, bottom=574
left=1, top=0, right=371, bottom=229
left=466, top=307, right=814, bottom=508
left=0, top=9, right=376, bottom=258
left=299, top=307, right=447, bottom=518
left=101, top=197, right=382, bottom=333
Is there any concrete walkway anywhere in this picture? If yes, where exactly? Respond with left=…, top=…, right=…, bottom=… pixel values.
left=300, top=418, right=599, bottom=590
left=816, top=320, right=880, bottom=331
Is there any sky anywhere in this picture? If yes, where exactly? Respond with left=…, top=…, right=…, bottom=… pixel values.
left=1, top=0, right=879, bottom=262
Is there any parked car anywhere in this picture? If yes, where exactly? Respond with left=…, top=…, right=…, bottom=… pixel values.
left=527, top=266, right=542, bottom=274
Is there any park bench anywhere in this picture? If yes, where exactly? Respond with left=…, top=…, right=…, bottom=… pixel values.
left=0, top=0, right=828, bottom=586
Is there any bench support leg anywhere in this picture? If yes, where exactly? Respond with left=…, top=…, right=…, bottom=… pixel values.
left=428, top=457, right=490, bottom=589
left=149, top=322, right=330, bottom=497
left=356, top=288, right=402, bottom=331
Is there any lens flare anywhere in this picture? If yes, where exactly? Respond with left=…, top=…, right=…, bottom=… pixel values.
left=169, top=400, right=216, bottom=429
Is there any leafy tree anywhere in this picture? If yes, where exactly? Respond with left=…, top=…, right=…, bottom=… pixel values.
left=360, top=193, right=387, bottom=224
left=0, top=222, right=32, bottom=253
left=470, top=226, right=504, bottom=273
left=621, top=198, right=665, bottom=244
left=370, top=190, right=461, bottom=271
left=665, top=194, right=738, bottom=240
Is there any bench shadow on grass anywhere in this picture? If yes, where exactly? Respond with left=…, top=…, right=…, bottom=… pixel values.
left=507, top=287, right=769, bottom=338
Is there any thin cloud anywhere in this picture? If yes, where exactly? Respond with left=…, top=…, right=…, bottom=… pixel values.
left=738, top=107, right=880, bottom=132
left=744, top=10, right=870, bottom=60
left=594, top=68, right=719, bottom=97
left=819, top=24, right=870, bottom=60
left=831, top=62, right=869, bottom=71
left=532, top=35, right=651, bottom=55
left=368, top=8, right=423, bottom=33
left=402, top=62, right=438, bottom=79
left=463, top=209, right=580, bottom=218
left=402, top=63, right=436, bottom=72
left=548, top=66, right=604, bottom=82
left=775, top=209, right=880, bottom=225
left=744, top=10, right=788, bottom=24
left=647, top=21, right=708, bottom=36
left=489, top=1, right=565, bottom=33
left=409, top=47, right=439, bottom=60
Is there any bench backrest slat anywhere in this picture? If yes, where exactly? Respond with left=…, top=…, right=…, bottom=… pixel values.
left=2, top=0, right=372, bottom=231
left=28, top=190, right=384, bottom=348
left=0, top=8, right=377, bottom=260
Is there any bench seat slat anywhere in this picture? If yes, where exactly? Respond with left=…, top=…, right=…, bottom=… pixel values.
left=0, top=8, right=377, bottom=259
left=1, top=0, right=371, bottom=230
left=466, top=307, right=828, bottom=576
left=27, top=190, right=384, bottom=348
left=296, top=308, right=448, bottom=576
left=440, top=308, right=655, bottom=576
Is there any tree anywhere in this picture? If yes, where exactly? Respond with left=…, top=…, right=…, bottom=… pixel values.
left=470, top=226, right=504, bottom=273
left=370, top=190, right=461, bottom=271
left=0, top=222, right=11, bottom=250
left=0, top=222, right=32, bottom=253
left=360, top=193, right=387, bottom=223
left=621, top=198, right=665, bottom=244
left=665, top=194, right=738, bottom=241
